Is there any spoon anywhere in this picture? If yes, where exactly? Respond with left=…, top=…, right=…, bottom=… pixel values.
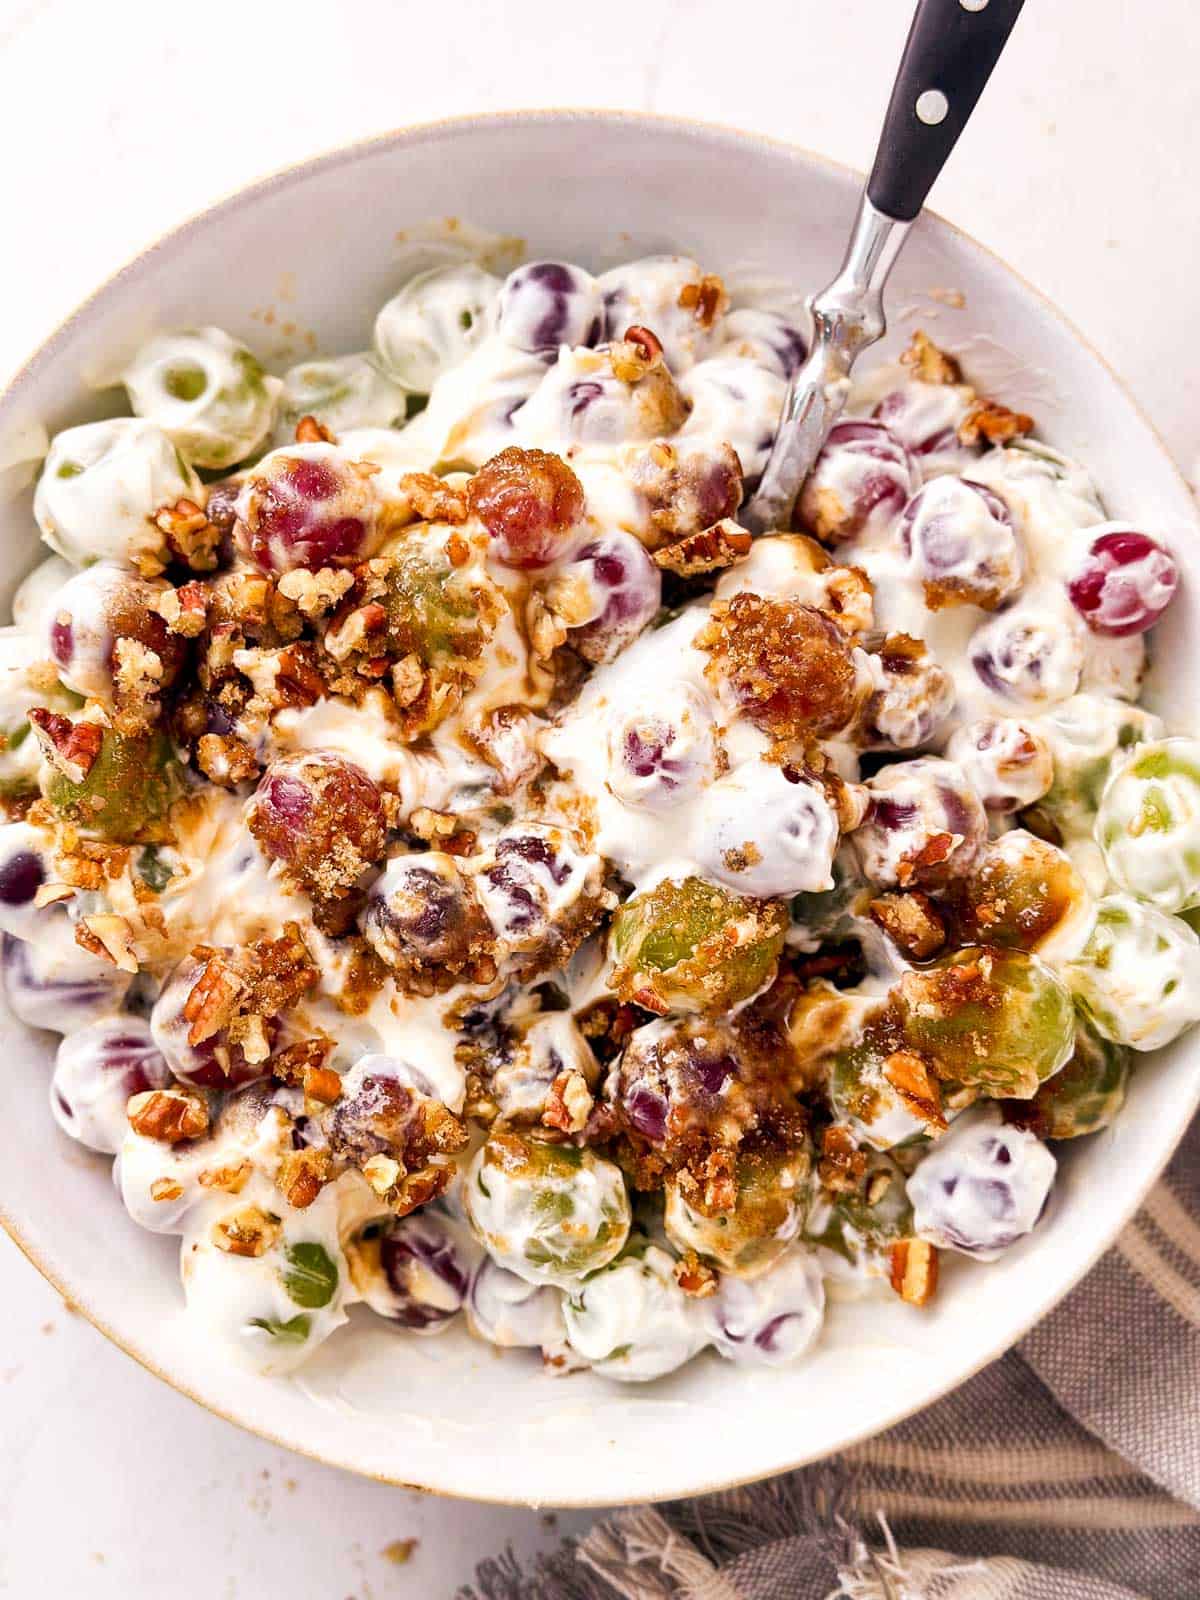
left=742, top=0, right=1026, bottom=535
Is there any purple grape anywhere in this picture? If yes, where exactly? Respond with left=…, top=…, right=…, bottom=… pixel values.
left=897, top=477, right=1023, bottom=609
left=969, top=608, right=1083, bottom=706
left=355, top=1210, right=480, bottom=1333
left=497, top=261, right=602, bottom=353
left=51, top=1016, right=171, bottom=1153
left=236, top=443, right=383, bottom=572
left=703, top=1248, right=825, bottom=1367
left=907, top=1107, right=1056, bottom=1261
left=850, top=756, right=987, bottom=890
left=606, top=684, right=717, bottom=811
left=3, top=931, right=131, bottom=1031
left=1066, top=527, right=1179, bottom=636
left=558, top=531, right=662, bottom=663
left=796, top=419, right=915, bottom=544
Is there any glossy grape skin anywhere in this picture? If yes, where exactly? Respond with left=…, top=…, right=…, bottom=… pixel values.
left=907, top=1106, right=1056, bottom=1261
left=795, top=420, right=916, bottom=545
left=464, top=1130, right=631, bottom=1289
left=3, top=928, right=133, bottom=1032
left=150, top=952, right=272, bottom=1091
left=554, top=530, right=661, bottom=663
left=468, top=446, right=583, bottom=569
left=608, top=876, right=787, bottom=1015
left=497, top=260, right=602, bottom=352
left=897, top=476, right=1023, bottom=610
left=34, top=418, right=201, bottom=570
left=349, top=1210, right=482, bottom=1333
left=703, top=1247, right=825, bottom=1366
left=828, top=1027, right=944, bottom=1153
left=946, top=717, right=1053, bottom=813
left=1066, top=894, right=1200, bottom=1051
left=50, top=1016, right=171, bottom=1154
left=235, top=443, right=383, bottom=572
left=692, top=763, right=840, bottom=899
left=43, top=728, right=183, bottom=845
left=663, top=1144, right=810, bottom=1277
left=561, top=1240, right=708, bottom=1382
left=124, top=326, right=278, bottom=470
left=1007, top=1022, right=1130, bottom=1141
left=1067, top=525, right=1179, bottom=637
left=374, top=263, right=501, bottom=391
left=850, top=756, right=987, bottom=892
left=943, top=831, right=1093, bottom=960
left=898, top=945, right=1076, bottom=1099
left=44, top=562, right=186, bottom=703
left=1095, top=738, right=1200, bottom=914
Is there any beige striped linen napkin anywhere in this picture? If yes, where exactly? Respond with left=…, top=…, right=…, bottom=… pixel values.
left=462, top=1116, right=1200, bottom=1600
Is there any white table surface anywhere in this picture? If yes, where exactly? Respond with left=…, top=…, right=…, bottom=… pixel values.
left=1, top=1, right=1197, bottom=1593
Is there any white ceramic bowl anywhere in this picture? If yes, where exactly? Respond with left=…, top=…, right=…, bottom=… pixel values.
left=2, top=112, right=1198, bottom=1509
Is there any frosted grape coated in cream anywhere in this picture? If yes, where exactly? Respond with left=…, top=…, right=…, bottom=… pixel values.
left=3, top=248, right=1191, bottom=1383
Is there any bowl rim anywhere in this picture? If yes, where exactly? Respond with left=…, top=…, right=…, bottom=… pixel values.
left=2, top=106, right=1197, bottom=1509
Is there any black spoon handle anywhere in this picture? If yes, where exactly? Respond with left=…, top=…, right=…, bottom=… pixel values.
left=867, top=0, right=1025, bottom=223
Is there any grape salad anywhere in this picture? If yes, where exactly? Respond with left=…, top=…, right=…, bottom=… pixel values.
left=3, top=251, right=1194, bottom=1383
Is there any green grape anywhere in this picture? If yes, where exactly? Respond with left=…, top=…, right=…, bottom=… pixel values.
left=1095, top=738, right=1200, bottom=913
left=828, top=1010, right=951, bottom=1151
left=44, top=728, right=184, bottom=843
left=944, top=829, right=1092, bottom=957
left=804, top=1149, right=912, bottom=1276
left=898, top=945, right=1075, bottom=1099
left=1067, top=893, right=1200, bottom=1051
left=275, top=352, right=405, bottom=443
left=1009, top=1021, right=1130, bottom=1140
left=609, top=876, right=787, bottom=1015
left=1037, top=694, right=1165, bottom=839
left=663, top=1144, right=811, bottom=1277
left=465, top=1130, right=631, bottom=1289
left=124, top=327, right=279, bottom=470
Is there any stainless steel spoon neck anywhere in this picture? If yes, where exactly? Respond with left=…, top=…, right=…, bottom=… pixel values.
left=811, top=195, right=911, bottom=362
left=742, top=196, right=911, bottom=535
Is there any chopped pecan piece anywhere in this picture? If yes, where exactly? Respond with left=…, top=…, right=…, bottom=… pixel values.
left=271, top=1038, right=334, bottom=1084
left=155, top=581, right=210, bottom=638
left=958, top=399, right=1034, bottom=447
left=673, top=1251, right=718, bottom=1298
left=198, top=1160, right=252, bottom=1195
left=196, top=732, right=261, bottom=788
left=818, top=1123, right=868, bottom=1194
left=149, top=1178, right=184, bottom=1203
left=900, top=329, right=962, bottom=385
left=294, top=413, right=335, bottom=444
left=303, top=1064, right=343, bottom=1105
left=276, top=1147, right=333, bottom=1210
left=154, top=497, right=222, bottom=572
left=276, top=565, right=355, bottom=620
left=542, top=1069, right=593, bottom=1134
left=211, top=1204, right=281, bottom=1258
left=75, top=914, right=139, bottom=973
left=396, top=471, right=469, bottom=525
left=890, top=1238, right=939, bottom=1307
left=28, top=709, right=103, bottom=784
left=868, top=891, right=946, bottom=960
left=677, top=274, right=729, bottom=329
left=881, top=1050, right=947, bottom=1132
left=653, top=519, right=752, bottom=577
left=128, top=1086, right=209, bottom=1143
